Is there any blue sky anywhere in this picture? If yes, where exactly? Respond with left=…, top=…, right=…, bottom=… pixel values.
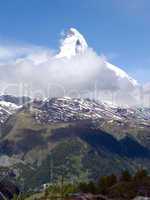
left=0, top=0, right=149, bottom=83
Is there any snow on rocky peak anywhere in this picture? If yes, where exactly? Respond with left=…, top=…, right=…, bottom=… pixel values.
left=33, top=97, right=150, bottom=126
left=56, top=28, right=88, bottom=59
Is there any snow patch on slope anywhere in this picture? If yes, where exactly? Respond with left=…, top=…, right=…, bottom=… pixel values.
left=0, top=101, right=20, bottom=111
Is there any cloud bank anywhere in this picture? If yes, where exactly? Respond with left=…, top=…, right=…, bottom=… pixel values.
left=0, top=43, right=149, bottom=107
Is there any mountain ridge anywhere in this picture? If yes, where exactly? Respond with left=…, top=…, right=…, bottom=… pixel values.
left=0, top=95, right=149, bottom=190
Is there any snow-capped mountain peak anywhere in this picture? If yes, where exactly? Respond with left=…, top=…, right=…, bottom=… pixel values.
left=56, top=28, right=88, bottom=59
left=55, top=27, right=139, bottom=90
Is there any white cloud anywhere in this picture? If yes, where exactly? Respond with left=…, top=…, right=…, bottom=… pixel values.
left=0, top=44, right=53, bottom=64
left=0, top=42, right=148, bottom=106
left=144, top=82, right=150, bottom=92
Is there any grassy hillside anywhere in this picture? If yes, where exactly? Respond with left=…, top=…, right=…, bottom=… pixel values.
left=0, top=109, right=150, bottom=191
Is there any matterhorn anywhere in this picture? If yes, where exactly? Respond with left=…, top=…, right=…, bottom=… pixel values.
left=56, top=28, right=139, bottom=89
